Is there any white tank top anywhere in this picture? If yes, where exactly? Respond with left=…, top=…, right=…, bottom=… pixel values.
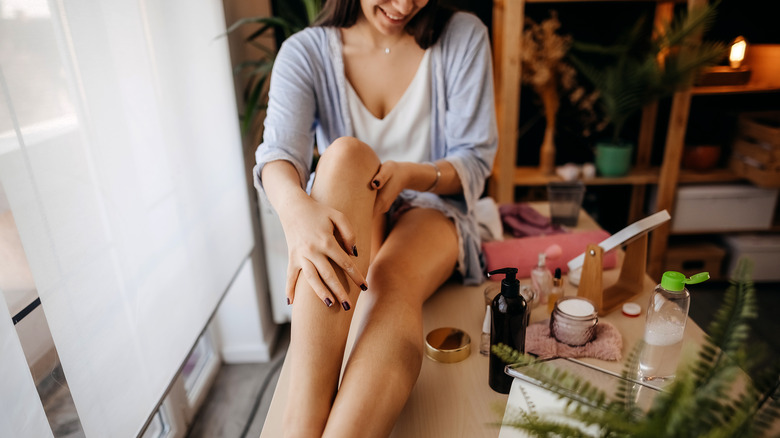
left=345, top=50, right=431, bottom=162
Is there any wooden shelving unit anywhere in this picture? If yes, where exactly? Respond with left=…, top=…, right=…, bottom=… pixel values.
left=490, top=0, right=779, bottom=280
left=648, top=46, right=780, bottom=278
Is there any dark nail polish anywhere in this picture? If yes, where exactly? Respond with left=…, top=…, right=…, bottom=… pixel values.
left=352, top=245, right=358, bottom=257
left=324, top=297, right=333, bottom=307
left=360, top=284, right=368, bottom=291
left=342, top=301, right=351, bottom=311
left=373, top=180, right=380, bottom=187
left=286, top=298, right=291, bottom=305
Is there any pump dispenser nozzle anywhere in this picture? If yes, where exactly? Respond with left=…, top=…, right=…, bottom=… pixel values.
left=488, top=268, right=520, bottom=297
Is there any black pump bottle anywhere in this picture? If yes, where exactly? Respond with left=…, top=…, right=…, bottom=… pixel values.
left=488, top=267, right=528, bottom=394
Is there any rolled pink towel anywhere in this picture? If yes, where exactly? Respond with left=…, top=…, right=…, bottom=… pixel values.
left=482, top=229, right=617, bottom=279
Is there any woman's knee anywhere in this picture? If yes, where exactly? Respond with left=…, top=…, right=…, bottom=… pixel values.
left=317, top=137, right=380, bottom=175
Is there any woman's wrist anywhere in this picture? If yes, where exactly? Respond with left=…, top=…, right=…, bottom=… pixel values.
left=262, top=160, right=310, bottom=218
left=423, top=162, right=441, bottom=192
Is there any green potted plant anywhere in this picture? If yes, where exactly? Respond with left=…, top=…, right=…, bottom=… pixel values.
left=493, top=259, right=780, bottom=436
left=569, top=4, right=726, bottom=177
left=227, top=0, right=321, bottom=136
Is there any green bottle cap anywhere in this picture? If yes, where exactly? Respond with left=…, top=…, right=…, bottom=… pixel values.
left=661, top=271, right=710, bottom=291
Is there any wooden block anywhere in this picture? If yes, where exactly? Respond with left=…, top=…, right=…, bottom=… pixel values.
left=601, top=233, right=647, bottom=316
left=577, top=244, right=604, bottom=313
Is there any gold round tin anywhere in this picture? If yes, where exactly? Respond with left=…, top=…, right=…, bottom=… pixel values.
left=424, top=327, right=471, bottom=363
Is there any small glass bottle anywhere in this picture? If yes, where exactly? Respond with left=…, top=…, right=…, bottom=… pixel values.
left=480, top=305, right=491, bottom=356
left=530, top=253, right=552, bottom=306
left=639, top=271, right=708, bottom=382
left=547, top=268, right=564, bottom=314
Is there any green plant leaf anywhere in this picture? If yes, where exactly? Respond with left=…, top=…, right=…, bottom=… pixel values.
left=568, top=2, right=726, bottom=142
left=226, top=16, right=291, bottom=37
left=302, top=0, right=322, bottom=24
left=230, top=0, right=321, bottom=137
left=241, top=74, right=268, bottom=134
left=245, top=20, right=292, bottom=44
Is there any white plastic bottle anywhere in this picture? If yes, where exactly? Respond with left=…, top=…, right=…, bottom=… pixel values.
left=639, top=271, right=709, bottom=382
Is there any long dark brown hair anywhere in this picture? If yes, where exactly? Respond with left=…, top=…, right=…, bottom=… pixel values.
left=313, top=0, right=455, bottom=49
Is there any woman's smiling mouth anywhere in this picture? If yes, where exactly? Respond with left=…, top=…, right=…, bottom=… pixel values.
left=379, top=7, right=405, bottom=23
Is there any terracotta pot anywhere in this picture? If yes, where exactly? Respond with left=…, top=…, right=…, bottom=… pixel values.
left=683, top=145, right=721, bottom=171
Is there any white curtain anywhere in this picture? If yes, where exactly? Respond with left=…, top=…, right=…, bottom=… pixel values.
left=0, top=0, right=252, bottom=435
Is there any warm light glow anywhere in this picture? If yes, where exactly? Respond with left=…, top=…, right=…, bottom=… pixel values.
left=729, top=36, right=747, bottom=69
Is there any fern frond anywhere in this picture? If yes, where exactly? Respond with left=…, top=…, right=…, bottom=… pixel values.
left=502, top=410, right=600, bottom=438
left=568, top=1, right=726, bottom=141
left=694, top=259, right=758, bottom=388
left=752, top=385, right=780, bottom=436
left=614, top=343, right=646, bottom=418
left=656, top=2, right=719, bottom=52
left=517, top=361, right=614, bottom=414
left=492, top=343, right=536, bottom=368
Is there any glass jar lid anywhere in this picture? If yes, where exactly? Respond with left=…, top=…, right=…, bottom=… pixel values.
left=554, top=297, right=597, bottom=320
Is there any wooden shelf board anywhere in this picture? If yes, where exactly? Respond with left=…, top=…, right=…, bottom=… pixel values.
left=692, top=84, right=780, bottom=95
left=677, top=168, right=743, bottom=183
left=511, top=166, right=659, bottom=186
left=521, top=0, right=685, bottom=3
left=670, top=227, right=777, bottom=236
left=510, top=167, right=744, bottom=187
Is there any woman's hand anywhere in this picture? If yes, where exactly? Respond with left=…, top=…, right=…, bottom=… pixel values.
left=370, top=160, right=410, bottom=217
left=371, top=160, right=444, bottom=217
left=278, top=194, right=367, bottom=310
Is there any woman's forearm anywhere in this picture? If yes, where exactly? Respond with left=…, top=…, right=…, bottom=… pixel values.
left=403, top=160, right=462, bottom=195
left=261, top=160, right=311, bottom=221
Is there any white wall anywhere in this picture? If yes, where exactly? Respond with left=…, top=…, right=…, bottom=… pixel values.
left=217, top=0, right=289, bottom=344
left=215, top=249, right=276, bottom=363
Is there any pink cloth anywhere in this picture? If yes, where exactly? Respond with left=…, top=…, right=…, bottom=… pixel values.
left=482, top=229, right=617, bottom=279
left=525, top=319, right=623, bottom=361
left=499, top=203, right=565, bottom=237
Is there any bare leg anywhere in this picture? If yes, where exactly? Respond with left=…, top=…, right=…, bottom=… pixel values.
left=282, top=137, right=380, bottom=437
left=322, top=208, right=459, bottom=437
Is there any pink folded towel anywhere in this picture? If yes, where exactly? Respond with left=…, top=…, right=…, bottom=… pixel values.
left=525, top=319, right=623, bottom=361
left=499, top=203, right=565, bottom=237
left=482, top=229, right=617, bottom=279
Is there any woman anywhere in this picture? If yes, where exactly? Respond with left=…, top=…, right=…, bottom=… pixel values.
left=254, top=0, right=496, bottom=435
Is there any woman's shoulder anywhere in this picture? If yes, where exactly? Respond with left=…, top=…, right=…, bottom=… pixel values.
left=438, top=11, right=489, bottom=51
left=447, top=11, right=488, bottom=32
left=278, top=25, right=329, bottom=57
left=444, top=12, right=488, bottom=39
left=274, top=26, right=335, bottom=78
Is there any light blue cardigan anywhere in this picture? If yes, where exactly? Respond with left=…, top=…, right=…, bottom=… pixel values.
left=254, top=12, right=498, bottom=285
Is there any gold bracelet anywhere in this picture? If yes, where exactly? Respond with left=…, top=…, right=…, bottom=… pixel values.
left=424, top=161, right=441, bottom=192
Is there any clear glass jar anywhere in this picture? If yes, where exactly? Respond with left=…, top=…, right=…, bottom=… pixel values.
left=550, top=297, right=598, bottom=346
